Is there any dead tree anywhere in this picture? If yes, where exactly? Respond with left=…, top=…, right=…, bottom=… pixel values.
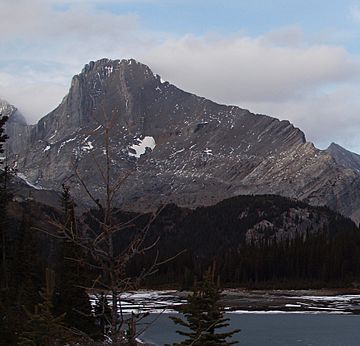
left=41, top=109, right=177, bottom=344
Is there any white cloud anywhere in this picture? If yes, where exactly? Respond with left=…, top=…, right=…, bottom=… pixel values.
left=141, top=32, right=360, bottom=151
left=0, top=0, right=141, bottom=45
left=143, top=32, right=359, bottom=104
left=261, top=26, right=305, bottom=47
left=0, top=70, right=67, bottom=123
left=1, top=1, right=360, bottom=153
left=242, top=85, right=360, bottom=151
left=0, top=0, right=157, bottom=120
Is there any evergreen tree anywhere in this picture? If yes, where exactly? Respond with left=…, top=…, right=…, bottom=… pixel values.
left=54, top=184, right=99, bottom=339
left=0, top=113, right=21, bottom=344
left=169, top=270, right=240, bottom=346
left=0, top=113, right=11, bottom=291
left=19, top=268, right=69, bottom=346
left=0, top=113, right=8, bottom=159
left=13, top=208, right=42, bottom=307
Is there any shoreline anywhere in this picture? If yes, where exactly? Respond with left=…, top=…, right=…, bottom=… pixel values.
left=90, top=288, right=360, bottom=315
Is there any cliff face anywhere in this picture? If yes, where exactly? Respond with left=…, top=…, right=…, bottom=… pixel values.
left=6, top=59, right=360, bottom=223
left=1, top=99, right=32, bottom=155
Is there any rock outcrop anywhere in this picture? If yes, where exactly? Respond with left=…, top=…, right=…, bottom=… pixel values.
left=1, top=99, right=32, bottom=154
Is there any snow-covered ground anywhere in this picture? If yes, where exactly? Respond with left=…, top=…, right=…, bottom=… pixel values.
left=89, top=289, right=360, bottom=315
left=17, top=173, right=44, bottom=190
left=129, top=136, right=156, bottom=158
left=89, top=290, right=185, bottom=314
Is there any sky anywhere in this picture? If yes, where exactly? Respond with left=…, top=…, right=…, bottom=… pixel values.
left=1, top=0, right=360, bottom=152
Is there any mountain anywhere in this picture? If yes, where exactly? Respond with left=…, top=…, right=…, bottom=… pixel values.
left=1, top=99, right=33, bottom=154
left=326, top=142, right=360, bottom=173
left=0, top=98, right=16, bottom=118
left=132, top=194, right=359, bottom=287
left=5, top=58, right=360, bottom=223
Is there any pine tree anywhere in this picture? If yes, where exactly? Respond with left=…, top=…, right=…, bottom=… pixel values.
left=18, top=268, right=69, bottom=346
left=0, top=113, right=8, bottom=160
left=0, top=113, right=11, bottom=291
left=54, top=184, right=99, bottom=339
left=13, top=210, right=43, bottom=312
left=169, top=270, right=240, bottom=346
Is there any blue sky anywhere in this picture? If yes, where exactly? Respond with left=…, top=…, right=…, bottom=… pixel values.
left=1, top=0, right=360, bottom=152
left=98, top=0, right=360, bottom=49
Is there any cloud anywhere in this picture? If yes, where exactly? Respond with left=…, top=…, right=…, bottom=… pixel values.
left=0, top=70, right=68, bottom=123
left=241, top=85, right=360, bottom=151
left=142, top=31, right=360, bottom=151
left=1, top=1, right=360, bottom=153
left=261, top=26, right=305, bottom=47
left=145, top=31, right=360, bottom=105
left=0, top=0, right=141, bottom=46
left=143, top=32, right=360, bottom=104
left=0, top=0, right=157, bottom=120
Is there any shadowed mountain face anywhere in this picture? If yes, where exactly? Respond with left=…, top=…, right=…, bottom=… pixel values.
left=5, top=58, right=360, bottom=223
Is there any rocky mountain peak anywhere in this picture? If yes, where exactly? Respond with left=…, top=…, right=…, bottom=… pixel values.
left=0, top=99, right=31, bottom=154
left=0, top=99, right=16, bottom=117
left=80, top=58, right=156, bottom=82
left=326, top=142, right=360, bottom=172
left=0, top=99, right=27, bottom=125
left=6, top=58, right=360, bottom=224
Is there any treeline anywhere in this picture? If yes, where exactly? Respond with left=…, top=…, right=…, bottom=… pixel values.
left=126, top=196, right=360, bottom=289
left=140, top=229, right=360, bottom=289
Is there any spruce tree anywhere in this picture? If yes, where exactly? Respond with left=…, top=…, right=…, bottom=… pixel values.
left=0, top=113, right=11, bottom=291
left=19, top=268, right=69, bottom=346
left=170, top=270, right=240, bottom=346
left=0, top=113, right=18, bottom=344
left=54, top=184, right=99, bottom=339
left=0, top=113, right=8, bottom=159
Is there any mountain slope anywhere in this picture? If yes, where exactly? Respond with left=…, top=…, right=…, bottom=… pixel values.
left=1, top=99, right=33, bottom=154
left=326, top=142, right=360, bottom=172
left=119, top=195, right=360, bottom=287
left=6, top=58, right=360, bottom=223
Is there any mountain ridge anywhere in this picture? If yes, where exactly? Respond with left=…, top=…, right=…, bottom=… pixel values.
left=4, top=58, right=360, bottom=223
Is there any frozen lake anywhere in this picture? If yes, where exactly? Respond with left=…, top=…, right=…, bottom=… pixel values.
left=90, top=289, right=360, bottom=345
left=139, top=313, right=360, bottom=346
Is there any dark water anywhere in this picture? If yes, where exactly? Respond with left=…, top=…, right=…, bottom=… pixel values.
left=139, top=313, right=360, bottom=346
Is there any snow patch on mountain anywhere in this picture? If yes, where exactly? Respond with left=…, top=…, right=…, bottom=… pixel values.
left=105, top=65, right=113, bottom=77
left=129, top=136, right=156, bottom=158
left=81, top=141, right=94, bottom=152
left=17, top=173, right=43, bottom=190
left=58, top=135, right=78, bottom=153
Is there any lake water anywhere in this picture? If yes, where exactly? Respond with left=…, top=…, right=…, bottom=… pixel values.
left=139, top=313, right=360, bottom=346
left=89, top=290, right=360, bottom=345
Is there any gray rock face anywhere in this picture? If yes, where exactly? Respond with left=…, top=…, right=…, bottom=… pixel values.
left=6, top=58, right=360, bottom=223
left=1, top=99, right=33, bottom=155
left=326, top=142, right=360, bottom=172
left=0, top=99, right=15, bottom=118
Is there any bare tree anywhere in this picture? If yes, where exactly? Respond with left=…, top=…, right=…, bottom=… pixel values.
left=40, top=110, right=178, bottom=344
